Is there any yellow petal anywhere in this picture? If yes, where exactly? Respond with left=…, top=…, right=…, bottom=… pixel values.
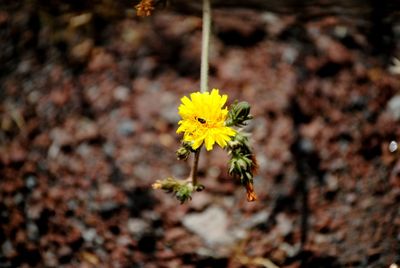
left=204, top=132, right=215, bottom=151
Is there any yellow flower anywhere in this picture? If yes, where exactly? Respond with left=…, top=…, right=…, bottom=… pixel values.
left=177, top=89, right=236, bottom=151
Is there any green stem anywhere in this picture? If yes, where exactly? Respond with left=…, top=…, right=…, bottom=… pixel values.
left=190, top=148, right=201, bottom=186
left=200, top=0, right=211, bottom=93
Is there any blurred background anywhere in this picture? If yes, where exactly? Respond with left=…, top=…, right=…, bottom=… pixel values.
left=1, top=0, right=400, bottom=267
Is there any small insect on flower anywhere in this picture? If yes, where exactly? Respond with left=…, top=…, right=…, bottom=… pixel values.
left=197, top=117, right=206, bottom=124
left=177, top=89, right=236, bottom=151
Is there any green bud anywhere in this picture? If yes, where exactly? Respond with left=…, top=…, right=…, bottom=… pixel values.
left=237, top=158, right=248, bottom=170
left=244, top=171, right=253, bottom=181
left=234, top=132, right=248, bottom=144
left=229, top=156, right=249, bottom=177
left=176, top=141, right=195, bottom=160
left=176, top=146, right=190, bottom=160
left=152, top=177, right=195, bottom=204
left=227, top=133, right=252, bottom=156
left=235, top=101, right=251, bottom=120
left=175, top=184, right=193, bottom=204
left=226, top=101, right=253, bottom=127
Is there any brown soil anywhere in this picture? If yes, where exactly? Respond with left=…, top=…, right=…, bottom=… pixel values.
left=1, top=1, right=400, bottom=267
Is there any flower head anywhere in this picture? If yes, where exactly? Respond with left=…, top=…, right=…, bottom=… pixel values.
left=177, top=89, right=236, bottom=151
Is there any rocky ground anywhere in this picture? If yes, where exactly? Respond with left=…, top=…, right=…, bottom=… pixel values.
left=1, top=1, right=400, bottom=267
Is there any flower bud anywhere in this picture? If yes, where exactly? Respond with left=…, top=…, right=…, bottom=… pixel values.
left=235, top=101, right=251, bottom=119
left=176, top=141, right=195, bottom=160
left=175, top=184, right=193, bottom=204
left=237, top=158, right=249, bottom=170
left=226, top=101, right=253, bottom=127
left=176, top=146, right=191, bottom=160
left=151, top=177, right=195, bottom=203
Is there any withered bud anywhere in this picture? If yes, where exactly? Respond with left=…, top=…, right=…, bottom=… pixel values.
left=135, top=0, right=155, bottom=17
left=245, top=182, right=257, bottom=202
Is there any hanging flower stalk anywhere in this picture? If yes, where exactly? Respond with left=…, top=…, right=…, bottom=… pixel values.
left=226, top=102, right=258, bottom=201
left=138, top=0, right=258, bottom=203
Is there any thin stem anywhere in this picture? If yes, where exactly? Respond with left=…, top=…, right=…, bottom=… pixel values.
left=200, top=0, right=211, bottom=93
left=190, top=148, right=201, bottom=186
left=190, top=0, right=210, bottom=186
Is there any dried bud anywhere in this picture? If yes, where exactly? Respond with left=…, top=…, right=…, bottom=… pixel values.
left=135, top=0, right=155, bottom=17
left=245, top=182, right=257, bottom=202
